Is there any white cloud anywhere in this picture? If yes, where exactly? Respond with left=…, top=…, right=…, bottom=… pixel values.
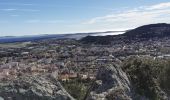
left=1, top=9, right=17, bottom=11
left=147, top=2, right=170, bottom=10
left=0, top=8, right=39, bottom=12
left=84, top=2, right=170, bottom=29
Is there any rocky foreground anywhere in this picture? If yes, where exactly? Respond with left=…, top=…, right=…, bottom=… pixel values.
left=0, top=74, right=74, bottom=100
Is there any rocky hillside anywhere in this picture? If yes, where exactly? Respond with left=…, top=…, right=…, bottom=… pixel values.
left=80, top=23, right=170, bottom=44
left=0, top=74, right=75, bottom=100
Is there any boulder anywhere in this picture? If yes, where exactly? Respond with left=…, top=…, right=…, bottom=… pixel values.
left=0, top=74, right=75, bottom=100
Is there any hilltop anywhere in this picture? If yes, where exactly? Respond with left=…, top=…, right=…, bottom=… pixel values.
left=80, top=23, right=170, bottom=44
left=124, top=23, right=170, bottom=38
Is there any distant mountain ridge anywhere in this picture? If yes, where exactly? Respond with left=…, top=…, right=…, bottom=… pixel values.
left=0, top=31, right=125, bottom=43
left=80, top=23, right=170, bottom=44
left=124, top=23, right=170, bottom=38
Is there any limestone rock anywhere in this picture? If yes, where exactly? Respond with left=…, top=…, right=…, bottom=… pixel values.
left=0, top=75, right=75, bottom=100
left=87, top=64, right=132, bottom=100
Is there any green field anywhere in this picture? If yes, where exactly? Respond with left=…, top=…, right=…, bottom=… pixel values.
left=0, top=42, right=31, bottom=48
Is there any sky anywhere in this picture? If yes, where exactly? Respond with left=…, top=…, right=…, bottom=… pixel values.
left=0, top=0, right=170, bottom=36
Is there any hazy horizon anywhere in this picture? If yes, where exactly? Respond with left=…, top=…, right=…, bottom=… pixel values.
left=0, top=30, right=127, bottom=37
left=0, top=0, right=170, bottom=36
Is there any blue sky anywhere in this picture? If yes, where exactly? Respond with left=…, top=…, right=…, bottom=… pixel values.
left=0, top=0, right=170, bottom=36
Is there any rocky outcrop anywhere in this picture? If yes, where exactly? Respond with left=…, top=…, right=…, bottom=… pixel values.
left=86, top=64, right=132, bottom=100
left=0, top=74, right=75, bottom=100
left=86, top=58, right=170, bottom=100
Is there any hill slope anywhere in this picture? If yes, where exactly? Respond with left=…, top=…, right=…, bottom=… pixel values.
left=80, top=23, right=170, bottom=44
left=124, top=23, right=170, bottom=38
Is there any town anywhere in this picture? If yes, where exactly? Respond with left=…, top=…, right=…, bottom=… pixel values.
left=0, top=36, right=170, bottom=82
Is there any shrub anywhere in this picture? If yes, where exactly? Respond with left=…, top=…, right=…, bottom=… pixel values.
left=122, top=57, right=168, bottom=99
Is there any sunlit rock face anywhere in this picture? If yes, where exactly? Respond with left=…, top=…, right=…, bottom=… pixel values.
left=0, top=75, right=75, bottom=100
left=86, top=64, right=132, bottom=100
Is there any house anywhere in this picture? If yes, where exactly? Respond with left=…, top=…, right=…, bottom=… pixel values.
left=58, top=74, right=69, bottom=81
left=79, top=74, right=88, bottom=80
left=3, top=69, right=9, bottom=76
left=58, top=72, right=77, bottom=81
left=68, top=73, right=77, bottom=79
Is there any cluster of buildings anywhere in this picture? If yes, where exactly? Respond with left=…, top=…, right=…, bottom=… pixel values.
left=0, top=37, right=170, bottom=81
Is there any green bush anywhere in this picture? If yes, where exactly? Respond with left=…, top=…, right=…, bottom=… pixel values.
left=122, top=57, right=169, bottom=99
left=159, top=60, right=170, bottom=95
left=61, top=79, right=92, bottom=100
